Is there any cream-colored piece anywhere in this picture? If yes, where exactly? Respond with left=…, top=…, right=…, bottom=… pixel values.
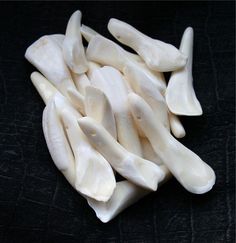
left=108, top=18, right=187, bottom=72
left=128, top=93, right=215, bottom=194
left=63, top=10, right=88, bottom=74
left=85, top=86, right=117, bottom=139
left=87, top=165, right=171, bottom=223
left=30, top=72, right=59, bottom=104
left=78, top=117, right=165, bottom=191
left=166, top=27, right=202, bottom=116
left=90, top=66, right=142, bottom=156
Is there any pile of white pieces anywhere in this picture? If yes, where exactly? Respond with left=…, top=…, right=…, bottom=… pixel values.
left=25, top=10, right=216, bottom=223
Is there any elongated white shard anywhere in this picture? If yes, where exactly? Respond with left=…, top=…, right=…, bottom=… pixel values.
left=42, top=99, right=75, bottom=186
left=30, top=72, right=59, bottom=104
left=78, top=117, right=165, bottom=191
left=63, top=10, right=88, bottom=74
left=128, top=93, right=215, bottom=194
left=166, top=27, right=203, bottom=116
left=90, top=66, right=142, bottom=156
left=87, top=165, right=171, bottom=223
left=85, top=86, right=117, bottom=139
left=108, top=18, right=187, bottom=72
left=86, top=35, right=165, bottom=91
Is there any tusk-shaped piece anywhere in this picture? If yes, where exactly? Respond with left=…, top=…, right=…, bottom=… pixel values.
left=107, top=18, right=187, bottom=72
left=30, top=72, right=59, bottom=105
left=60, top=109, right=116, bottom=202
left=71, top=73, right=91, bottom=96
left=166, top=27, right=203, bottom=116
left=124, top=63, right=169, bottom=129
left=78, top=117, right=165, bottom=191
left=63, top=10, right=88, bottom=74
left=25, top=35, right=76, bottom=96
left=87, top=165, right=171, bottom=223
left=90, top=66, right=142, bottom=156
left=168, top=112, right=186, bottom=138
left=128, top=93, right=216, bottom=194
left=42, top=99, right=75, bottom=186
left=85, top=86, right=117, bottom=139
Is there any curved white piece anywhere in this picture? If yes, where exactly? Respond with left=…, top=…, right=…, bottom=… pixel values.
left=60, top=109, right=116, bottom=202
left=71, top=73, right=91, bottom=96
left=25, top=35, right=76, bottom=96
left=168, top=112, right=186, bottom=138
left=85, top=86, right=117, bottom=139
left=108, top=18, right=187, bottom=72
left=166, top=27, right=203, bottom=116
left=78, top=117, right=165, bottom=191
left=42, top=99, right=75, bottom=186
left=128, top=93, right=215, bottom=194
left=63, top=10, right=88, bottom=74
left=124, top=63, right=169, bottom=129
left=30, top=72, right=59, bottom=105
left=90, top=66, right=142, bottom=156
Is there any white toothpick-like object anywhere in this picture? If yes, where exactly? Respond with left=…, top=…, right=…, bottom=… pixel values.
left=166, top=27, right=203, bottom=116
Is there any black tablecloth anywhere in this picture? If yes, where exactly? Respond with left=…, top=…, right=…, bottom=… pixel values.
left=0, top=1, right=235, bottom=242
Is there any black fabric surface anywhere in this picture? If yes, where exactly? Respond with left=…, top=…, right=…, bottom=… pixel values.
left=0, top=1, right=235, bottom=242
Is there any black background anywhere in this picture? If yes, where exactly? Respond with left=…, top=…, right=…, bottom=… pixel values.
left=0, top=1, right=235, bottom=243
